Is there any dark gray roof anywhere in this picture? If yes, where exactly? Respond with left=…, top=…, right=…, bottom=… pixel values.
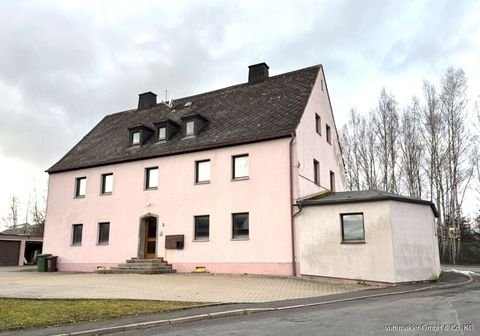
left=1, top=223, right=43, bottom=237
left=298, top=190, right=439, bottom=217
left=47, top=65, right=321, bottom=173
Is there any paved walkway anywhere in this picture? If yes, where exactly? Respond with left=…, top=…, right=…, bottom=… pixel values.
left=0, top=269, right=372, bottom=303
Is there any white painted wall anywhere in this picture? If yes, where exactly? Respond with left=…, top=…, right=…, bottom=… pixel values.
left=299, top=201, right=396, bottom=283
left=298, top=200, right=440, bottom=283
left=390, top=201, right=441, bottom=282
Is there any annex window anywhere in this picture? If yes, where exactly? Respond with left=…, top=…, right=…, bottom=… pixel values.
left=157, top=126, right=167, bottom=141
left=101, top=173, right=113, bottom=194
left=313, top=160, right=320, bottom=185
left=145, top=167, right=159, bottom=189
left=195, top=160, right=211, bottom=184
left=194, top=215, right=209, bottom=241
left=232, top=154, right=249, bottom=180
left=186, top=121, right=195, bottom=136
left=72, top=224, right=83, bottom=246
left=326, top=124, right=332, bottom=144
left=315, top=114, right=321, bottom=135
left=98, top=222, right=110, bottom=245
left=131, top=131, right=141, bottom=145
left=341, top=213, right=365, bottom=242
left=75, top=177, right=86, bottom=198
left=232, top=212, right=249, bottom=239
left=330, top=171, right=335, bottom=191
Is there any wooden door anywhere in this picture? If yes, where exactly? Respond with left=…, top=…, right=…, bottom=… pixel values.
left=144, top=218, right=157, bottom=259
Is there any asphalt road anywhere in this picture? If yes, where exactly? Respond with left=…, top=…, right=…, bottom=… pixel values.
left=115, top=276, right=480, bottom=336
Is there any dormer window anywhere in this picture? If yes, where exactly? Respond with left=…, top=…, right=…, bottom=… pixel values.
left=128, top=124, right=154, bottom=146
left=157, top=127, right=167, bottom=141
left=131, top=131, right=141, bottom=145
left=153, top=119, right=180, bottom=142
left=181, top=113, right=208, bottom=138
left=186, top=121, right=195, bottom=136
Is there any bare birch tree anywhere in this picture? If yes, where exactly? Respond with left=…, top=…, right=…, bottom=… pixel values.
left=399, top=97, right=423, bottom=197
left=374, top=89, right=399, bottom=193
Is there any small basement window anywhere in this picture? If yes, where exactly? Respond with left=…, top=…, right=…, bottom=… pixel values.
left=341, top=213, right=365, bottom=242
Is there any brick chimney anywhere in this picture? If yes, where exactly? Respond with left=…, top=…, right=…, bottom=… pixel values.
left=248, top=62, right=269, bottom=85
left=138, top=91, right=157, bottom=110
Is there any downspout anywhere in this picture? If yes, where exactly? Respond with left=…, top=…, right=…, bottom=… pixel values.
left=289, top=132, right=297, bottom=276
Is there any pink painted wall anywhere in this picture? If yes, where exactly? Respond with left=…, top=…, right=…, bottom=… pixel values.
left=44, top=138, right=294, bottom=274
left=293, top=66, right=346, bottom=199
left=290, top=67, right=346, bottom=272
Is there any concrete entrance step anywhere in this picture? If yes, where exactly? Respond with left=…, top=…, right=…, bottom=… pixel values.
left=107, top=258, right=176, bottom=275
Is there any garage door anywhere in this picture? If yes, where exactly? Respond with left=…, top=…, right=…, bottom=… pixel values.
left=0, top=240, right=20, bottom=266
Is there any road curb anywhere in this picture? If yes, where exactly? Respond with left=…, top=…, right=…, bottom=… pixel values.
left=52, top=273, right=474, bottom=336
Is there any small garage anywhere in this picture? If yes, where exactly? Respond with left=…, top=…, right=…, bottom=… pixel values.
left=0, top=233, right=43, bottom=266
left=297, top=190, right=441, bottom=284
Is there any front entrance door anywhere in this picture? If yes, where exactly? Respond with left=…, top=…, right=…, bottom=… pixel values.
left=144, top=217, right=157, bottom=259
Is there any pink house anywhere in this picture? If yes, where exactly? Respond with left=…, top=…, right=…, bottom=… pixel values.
left=43, top=63, right=346, bottom=275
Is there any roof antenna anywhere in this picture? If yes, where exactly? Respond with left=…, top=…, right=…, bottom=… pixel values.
left=161, top=90, right=174, bottom=108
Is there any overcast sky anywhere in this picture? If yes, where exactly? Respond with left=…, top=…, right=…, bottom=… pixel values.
left=0, top=0, right=479, bottom=228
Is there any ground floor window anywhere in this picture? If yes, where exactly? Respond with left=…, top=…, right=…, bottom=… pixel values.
left=341, top=213, right=365, bottom=242
left=72, top=224, right=83, bottom=246
left=232, top=212, right=249, bottom=239
left=98, top=222, right=110, bottom=245
left=194, top=215, right=209, bottom=240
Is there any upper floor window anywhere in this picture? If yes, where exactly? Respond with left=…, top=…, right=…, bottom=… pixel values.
left=330, top=171, right=335, bottom=191
left=98, top=222, right=110, bottom=245
left=233, top=154, right=249, bottom=180
left=195, top=160, right=211, bottom=184
left=326, top=124, right=332, bottom=144
left=131, top=131, right=141, bottom=145
left=75, top=177, right=86, bottom=198
left=72, top=224, right=83, bottom=246
left=145, top=167, right=159, bottom=189
left=157, top=127, right=167, bottom=141
left=186, top=121, right=195, bottom=136
left=194, top=215, right=209, bottom=241
left=315, top=114, right=321, bottom=135
left=313, top=160, right=320, bottom=185
left=232, top=212, right=249, bottom=239
left=341, top=213, right=365, bottom=242
left=101, top=173, right=113, bottom=195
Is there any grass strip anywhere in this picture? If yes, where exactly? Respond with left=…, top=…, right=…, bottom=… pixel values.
left=0, top=298, right=199, bottom=331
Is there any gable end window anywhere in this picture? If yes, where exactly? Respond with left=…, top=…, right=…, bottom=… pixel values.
left=232, top=212, right=249, bottom=239
left=195, top=160, right=211, bottom=184
left=101, top=173, right=113, bottom=194
left=232, top=154, right=249, bottom=180
left=315, top=114, right=321, bottom=135
left=326, top=124, right=332, bottom=144
left=194, top=215, right=209, bottom=241
left=330, top=171, right=335, bottom=191
left=98, top=222, right=110, bottom=245
left=313, top=160, right=320, bottom=185
left=72, top=224, right=83, bottom=246
left=75, top=177, right=86, bottom=198
left=145, top=167, right=159, bottom=189
left=341, top=213, right=365, bottom=242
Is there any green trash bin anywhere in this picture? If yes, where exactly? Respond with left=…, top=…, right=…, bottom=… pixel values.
left=37, top=254, right=52, bottom=272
